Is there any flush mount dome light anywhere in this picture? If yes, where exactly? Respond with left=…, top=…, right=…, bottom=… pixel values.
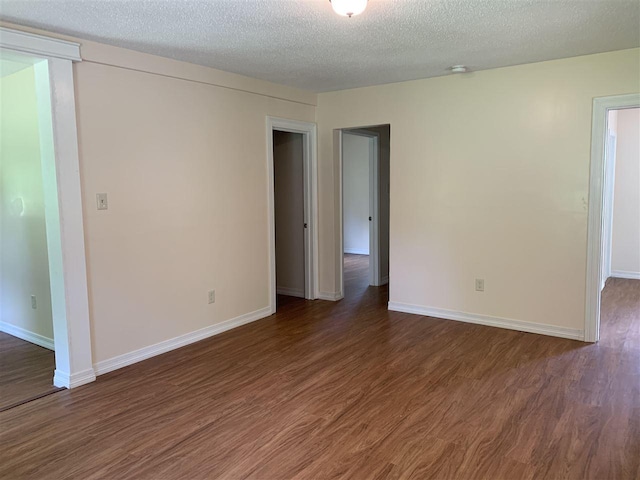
left=330, top=0, right=368, bottom=17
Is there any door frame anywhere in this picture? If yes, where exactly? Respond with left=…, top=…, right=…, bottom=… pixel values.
left=0, top=27, right=95, bottom=388
left=266, top=117, right=319, bottom=311
left=340, top=127, right=382, bottom=287
left=584, top=93, right=640, bottom=342
left=338, top=127, right=382, bottom=296
left=601, top=124, right=617, bottom=290
left=368, top=133, right=380, bottom=286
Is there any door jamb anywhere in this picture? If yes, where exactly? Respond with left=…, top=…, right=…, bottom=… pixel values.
left=368, top=134, right=380, bottom=286
left=266, top=116, right=319, bottom=312
left=585, top=93, right=640, bottom=342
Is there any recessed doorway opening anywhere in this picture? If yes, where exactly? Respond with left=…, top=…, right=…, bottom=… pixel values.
left=338, top=124, right=390, bottom=300
left=0, top=27, right=95, bottom=392
left=266, top=117, right=318, bottom=312
left=586, top=94, right=640, bottom=342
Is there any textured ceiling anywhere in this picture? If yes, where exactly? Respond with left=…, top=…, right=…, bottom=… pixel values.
left=1, top=0, right=638, bottom=92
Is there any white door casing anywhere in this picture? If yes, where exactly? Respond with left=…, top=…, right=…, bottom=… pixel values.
left=0, top=27, right=95, bottom=388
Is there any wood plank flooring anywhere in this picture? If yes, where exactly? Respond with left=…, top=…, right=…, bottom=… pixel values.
left=0, top=332, right=60, bottom=412
left=0, top=264, right=639, bottom=479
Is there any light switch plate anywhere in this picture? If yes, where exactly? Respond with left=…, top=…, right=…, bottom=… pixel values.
left=96, top=193, right=108, bottom=210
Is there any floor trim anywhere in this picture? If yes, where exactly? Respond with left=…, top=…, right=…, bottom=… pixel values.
left=611, top=270, right=640, bottom=280
left=387, top=302, right=584, bottom=341
left=318, top=291, right=343, bottom=301
left=93, top=306, right=273, bottom=376
left=54, top=368, right=96, bottom=389
left=344, top=248, right=369, bottom=255
left=0, top=322, right=54, bottom=350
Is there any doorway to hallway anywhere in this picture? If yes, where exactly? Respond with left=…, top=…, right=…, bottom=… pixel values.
left=340, top=124, right=390, bottom=300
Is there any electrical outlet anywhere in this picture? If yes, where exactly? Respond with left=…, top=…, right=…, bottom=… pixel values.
left=96, top=193, right=108, bottom=210
left=475, top=279, right=485, bottom=292
left=208, top=290, right=215, bottom=304
left=31, top=295, right=37, bottom=309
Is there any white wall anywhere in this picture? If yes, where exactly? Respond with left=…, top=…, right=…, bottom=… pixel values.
left=274, top=131, right=305, bottom=297
left=343, top=132, right=370, bottom=255
left=0, top=64, right=54, bottom=345
left=317, top=48, right=640, bottom=337
left=611, top=107, right=640, bottom=278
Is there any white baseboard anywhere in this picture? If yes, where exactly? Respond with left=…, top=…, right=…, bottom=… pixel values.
left=344, top=248, right=369, bottom=255
left=93, top=306, right=273, bottom=376
left=276, top=286, right=305, bottom=298
left=387, top=302, right=584, bottom=341
left=0, top=321, right=54, bottom=350
left=611, top=270, right=640, bottom=280
left=318, top=291, right=343, bottom=301
left=54, top=368, right=96, bottom=389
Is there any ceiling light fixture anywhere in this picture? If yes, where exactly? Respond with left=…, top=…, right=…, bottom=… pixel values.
left=330, top=0, right=368, bottom=18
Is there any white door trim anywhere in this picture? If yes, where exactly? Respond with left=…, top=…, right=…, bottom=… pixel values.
left=336, top=129, right=346, bottom=300
left=340, top=128, right=382, bottom=291
left=0, top=27, right=81, bottom=62
left=368, top=134, right=381, bottom=286
left=266, top=117, right=319, bottom=312
left=585, top=93, right=640, bottom=343
left=601, top=128, right=617, bottom=290
left=1, top=27, right=95, bottom=388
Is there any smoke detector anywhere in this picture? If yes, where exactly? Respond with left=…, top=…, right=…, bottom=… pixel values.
left=450, top=65, right=468, bottom=74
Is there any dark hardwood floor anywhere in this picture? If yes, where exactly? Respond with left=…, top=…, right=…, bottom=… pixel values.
left=0, top=266, right=639, bottom=479
left=0, top=332, right=60, bottom=412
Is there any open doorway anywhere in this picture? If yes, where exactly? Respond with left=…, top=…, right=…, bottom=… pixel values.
left=0, top=27, right=94, bottom=391
left=586, top=94, right=640, bottom=342
left=267, top=117, right=318, bottom=312
left=0, top=56, right=61, bottom=409
left=273, top=131, right=305, bottom=303
left=598, top=106, right=640, bottom=345
left=340, top=125, right=390, bottom=300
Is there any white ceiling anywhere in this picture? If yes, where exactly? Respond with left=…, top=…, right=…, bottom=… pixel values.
left=1, top=0, right=638, bottom=92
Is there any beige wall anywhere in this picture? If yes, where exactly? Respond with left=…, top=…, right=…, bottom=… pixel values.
left=317, top=48, right=640, bottom=333
left=76, top=55, right=315, bottom=364
left=0, top=23, right=316, bottom=364
left=274, top=131, right=305, bottom=297
left=0, top=65, right=54, bottom=340
left=611, top=108, right=640, bottom=276
left=2, top=21, right=639, bottom=369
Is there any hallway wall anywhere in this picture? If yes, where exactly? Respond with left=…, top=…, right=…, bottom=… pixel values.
left=611, top=107, right=640, bottom=278
left=0, top=64, right=54, bottom=346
